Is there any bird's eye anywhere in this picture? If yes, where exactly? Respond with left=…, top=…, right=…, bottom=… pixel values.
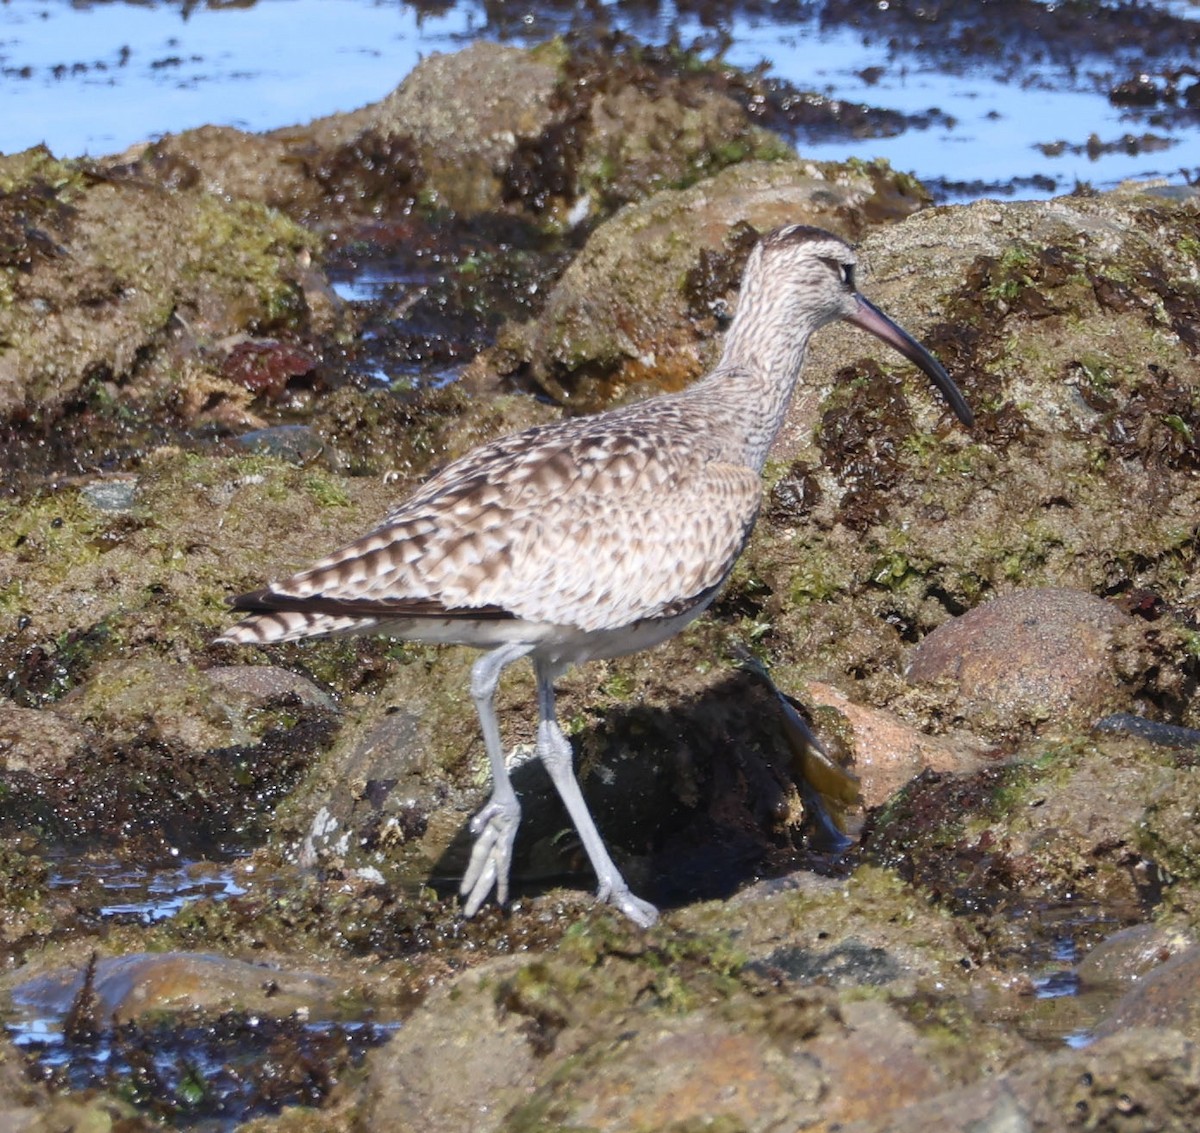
left=819, top=255, right=855, bottom=290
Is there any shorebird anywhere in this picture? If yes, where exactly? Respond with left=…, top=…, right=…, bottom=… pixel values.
left=217, top=224, right=972, bottom=928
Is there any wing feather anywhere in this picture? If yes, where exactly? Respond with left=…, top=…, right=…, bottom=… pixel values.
left=232, top=402, right=761, bottom=633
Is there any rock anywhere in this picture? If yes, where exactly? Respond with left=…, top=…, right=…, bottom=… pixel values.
left=358, top=947, right=954, bottom=1133
left=796, top=999, right=952, bottom=1128
left=360, top=956, right=539, bottom=1133
left=11, top=951, right=337, bottom=1024
left=205, top=664, right=338, bottom=714
left=1092, top=944, right=1200, bottom=1041
left=805, top=679, right=991, bottom=808
left=841, top=1027, right=1200, bottom=1133
left=53, top=658, right=337, bottom=753
left=0, top=703, right=89, bottom=774
left=574, top=74, right=786, bottom=218
left=719, top=865, right=983, bottom=998
left=504, top=156, right=930, bottom=404
left=130, top=41, right=789, bottom=229
left=124, top=124, right=317, bottom=212
left=365, top=42, right=563, bottom=216
left=1076, top=922, right=1196, bottom=987
left=0, top=146, right=319, bottom=425
left=232, top=423, right=326, bottom=464
left=520, top=1009, right=830, bottom=1132
left=0, top=1047, right=147, bottom=1133
left=1093, top=712, right=1200, bottom=749
left=280, top=703, right=445, bottom=881
left=55, top=658, right=244, bottom=752
left=866, top=731, right=1191, bottom=920
left=0, top=1030, right=44, bottom=1115
left=798, top=192, right=1182, bottom=438
left=906, top=587, right=1139, bottom=736
left=79, top=477, right=138, bottom=514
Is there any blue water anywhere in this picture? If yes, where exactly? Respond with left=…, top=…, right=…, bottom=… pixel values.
left=47, top=856, right=247, bottom=923
left=2, top=0, right=1199, bottom=199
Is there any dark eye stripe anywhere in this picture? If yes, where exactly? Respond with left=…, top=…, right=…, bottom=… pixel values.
left=818, top=256, right=856, bottom=290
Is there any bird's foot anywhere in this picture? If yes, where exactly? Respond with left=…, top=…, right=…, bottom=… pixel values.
left=596, top=876, right=659, bottom=929
left=460, top=794, right=521, bottom=917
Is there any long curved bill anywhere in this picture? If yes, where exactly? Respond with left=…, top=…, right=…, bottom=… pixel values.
left=846, top=294, right=973, bottom=427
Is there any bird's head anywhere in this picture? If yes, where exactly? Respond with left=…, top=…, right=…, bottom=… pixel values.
left=739, top=224, right=973, bottom=426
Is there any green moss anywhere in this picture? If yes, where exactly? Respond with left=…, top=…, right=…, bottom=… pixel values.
left=1163, top=412, right=1195, bottom=445
left=0, top=145, right=84, bottom=196
left=967, top=513, right=1065, bottom=586
left=783, top=543, right=849, bottom=607
left=1076, top=354, right=1116, bottom=394
left=599, top=669, right=637, bottom=700
left=870, top=550, right=915, bottom=589
left=662, top=42, right=711, bottom=75
left=899, top=430, right=941, bottom=463
left=745, top=133, right=795, bottom=165
left=843, top=156, right=877, bottom=178
left=0, top=491, right=105, bottom=621
left=1176, top=233, right=1200, bottom=260
left=0, top=841, right=50, bottom=913
left=528, top=36, right=570, bottom=70
left=1139, top=765, right=1200, bottom=882
left=181, top=195, right=313, bottom=331
left=304, top=473, right=352, bottom=509
left=705, top=138, right=755, bottom=171
left=983, top=254, right=1034, bottom=303
left=545, top=917, right=747, bottom=1015
left=891, top=167, right=927, bottom=197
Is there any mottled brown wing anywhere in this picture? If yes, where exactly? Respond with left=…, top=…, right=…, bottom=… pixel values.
left=249, top=418, right=760, bottom=632
left=484, top=458, right=761, bottom=630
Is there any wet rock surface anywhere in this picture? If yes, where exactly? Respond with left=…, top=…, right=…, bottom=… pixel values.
left=906, top=587, right=1140, bottom=736
left=0, top=147, right=326, bottom=447
left=1093, top=943, right=1200, bottom=1041
left=804, top=678, right=992, bottom=808
left=13, top=951, right=339, bottom=1024
left=2, top=19, right=1200, bottom=1133
left=135, top=36, right=790, bottom=230
left=497, top=156, right=929, bottom=406
left=845, top=1027, right=1200, bottom=1133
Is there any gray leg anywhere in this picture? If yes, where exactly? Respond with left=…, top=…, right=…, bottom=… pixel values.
left=534, top=659, right=659, bottom=928
left=460, top=641, right=533, bottom=917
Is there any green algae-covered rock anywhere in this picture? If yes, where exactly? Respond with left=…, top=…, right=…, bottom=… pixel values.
left=0, top=146, right=319, bottom=423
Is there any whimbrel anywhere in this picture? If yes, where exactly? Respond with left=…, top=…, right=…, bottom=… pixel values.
left=217, top=225, right=972, bottom=927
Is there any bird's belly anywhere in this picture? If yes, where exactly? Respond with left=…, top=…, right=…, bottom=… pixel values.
left=368, top=617, right=555, bottom=649
left=533, top=597, right=716, bottom=667
left=370, top=591, right=717, bottom=662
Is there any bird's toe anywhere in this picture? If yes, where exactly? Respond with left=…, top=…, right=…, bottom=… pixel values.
left=595, top=876, right=659, bottom=928
left=611, top=889, right=659, bottom=928
left=460, top=794, right=521, bottom=916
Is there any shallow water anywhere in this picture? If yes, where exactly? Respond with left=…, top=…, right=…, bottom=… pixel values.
left=47, top=855, right=247, bottom=924
left=4, top=0, right=1200, bottom=199
left=8, top=1003, right=395, bottom=1131
left=6, top=855, right=398, bottom=1128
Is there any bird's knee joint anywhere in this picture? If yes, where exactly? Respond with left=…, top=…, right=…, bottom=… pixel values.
left=537, top=721, right=574, bottom=772
left=471, top=644, right=531, bottom=702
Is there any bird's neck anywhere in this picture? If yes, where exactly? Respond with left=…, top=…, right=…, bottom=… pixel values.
left=685, top=310, right=817, bottom=474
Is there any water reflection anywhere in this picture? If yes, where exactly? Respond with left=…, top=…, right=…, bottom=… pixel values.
left=3, top=0, right=1200, bottom=197
left=47, top=856, right=247, bottom=924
